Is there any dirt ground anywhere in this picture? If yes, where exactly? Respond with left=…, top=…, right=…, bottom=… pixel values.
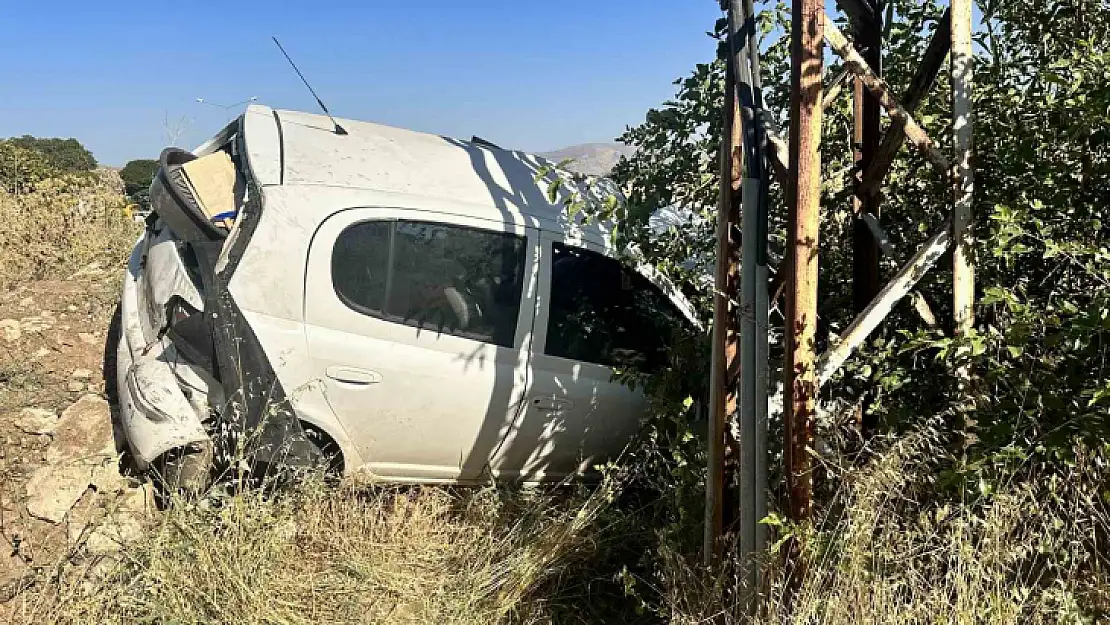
left=0, top=264, right=143, bottom=615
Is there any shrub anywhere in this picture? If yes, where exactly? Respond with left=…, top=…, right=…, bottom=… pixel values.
left=3, top=135, right=97, bottom=174
left=0, top=174, right=138, bottom=287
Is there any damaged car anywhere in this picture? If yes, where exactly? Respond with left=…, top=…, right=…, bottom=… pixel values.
left=116, top=104, right=698, bottom=490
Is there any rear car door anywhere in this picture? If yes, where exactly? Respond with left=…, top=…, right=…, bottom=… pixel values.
left=303, top=208, right=539, bottom=482
left=491, top=231, right=688, bottom=481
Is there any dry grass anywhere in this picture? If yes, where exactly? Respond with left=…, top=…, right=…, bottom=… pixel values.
left=13, top=437, right=1106, bottom=625
left=0, top=172, right=138, bottom=287
left=10, top=482, right=618, bottom=625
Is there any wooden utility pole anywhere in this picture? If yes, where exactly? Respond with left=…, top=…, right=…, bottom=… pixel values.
left=784, top=0, right=823, bottom=530
left=951, top=0, right=974, bottom=336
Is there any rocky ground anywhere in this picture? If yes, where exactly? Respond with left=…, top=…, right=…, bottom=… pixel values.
left=0, top=264, right=154, bottom=616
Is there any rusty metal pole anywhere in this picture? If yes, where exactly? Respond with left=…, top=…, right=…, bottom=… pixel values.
left=705, top=50, right=742, bottom=567
left=852, top=6, right=882, bottom=435
left=784, top=0, right=823, bottom=538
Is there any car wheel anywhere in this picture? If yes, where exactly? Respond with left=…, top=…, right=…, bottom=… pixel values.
left=302, top=423, right=344, bottom=480
left=152, top=443, right=213, bottom=502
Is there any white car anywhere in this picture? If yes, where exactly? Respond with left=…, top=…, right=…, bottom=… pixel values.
left=116, top=104, right=697, bottom=488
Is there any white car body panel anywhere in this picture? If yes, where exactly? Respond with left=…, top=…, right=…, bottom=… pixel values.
left=302, top=207, right=539, bottom=483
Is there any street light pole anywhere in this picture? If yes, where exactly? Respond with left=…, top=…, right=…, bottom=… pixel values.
left=195, top=96, right=259, bottom=121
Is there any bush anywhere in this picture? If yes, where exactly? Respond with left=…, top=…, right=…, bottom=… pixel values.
left=120, top=159, right=158, bottom=209
left=3, top=135, right=97, bottom=174
left=0, top=174, right=138, bottom=287
left=0, top=142, right=56, bottom=194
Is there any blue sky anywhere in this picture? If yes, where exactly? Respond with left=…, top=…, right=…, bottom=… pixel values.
left=0, top=1, right=720, bottom=166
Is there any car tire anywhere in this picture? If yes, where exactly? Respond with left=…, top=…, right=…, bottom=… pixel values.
left=152, top=443, right=214, bottom=502
left=302, top=423, right=344, bottom=480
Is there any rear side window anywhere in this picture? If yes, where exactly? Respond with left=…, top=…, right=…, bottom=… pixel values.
left=545, top=243, right=683, bottom=370
left=332, top=220, right=527, bottom=347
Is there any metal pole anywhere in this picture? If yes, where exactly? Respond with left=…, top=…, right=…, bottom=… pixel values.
left=705, top=51, right=742, bottom=567
left=852, top=9, right=882, bottom=317
left=852, top=6, right=882, bottom=435
left=729, top=0, right=770, bottom=611
left=785, top=0, right=823, bottom=539
left=951, top=0, right=974, bottom=336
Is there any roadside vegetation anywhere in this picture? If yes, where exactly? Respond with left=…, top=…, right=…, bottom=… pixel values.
left=2, top=1, right=1108, bottom=623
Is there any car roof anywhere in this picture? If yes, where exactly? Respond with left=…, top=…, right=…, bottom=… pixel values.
left=237, top=104, right=617, bottom=230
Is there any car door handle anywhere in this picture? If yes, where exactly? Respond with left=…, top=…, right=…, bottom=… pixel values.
left=531, top=396, right=573, bottom=411
left=326, top=366, right=382, bottom=386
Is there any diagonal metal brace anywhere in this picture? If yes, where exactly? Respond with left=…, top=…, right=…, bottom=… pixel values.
left=858, top=9, right=952, bottom=199
left=817, top=219, right=952, bottom=386
left=823, top=14, right=950, bottom=176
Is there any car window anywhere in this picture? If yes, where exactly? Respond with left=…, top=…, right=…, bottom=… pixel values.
left=545, top=242, right=684, bottom=370
left=332, top=220, right=527, bottom=347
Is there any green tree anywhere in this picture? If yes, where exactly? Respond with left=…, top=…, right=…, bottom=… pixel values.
left=4, top=135, right=97, bottom=173
left=120, top=158, right=159, bottom=208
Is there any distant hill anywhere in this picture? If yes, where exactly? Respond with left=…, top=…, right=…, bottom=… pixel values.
left=538, top=143, right=636, bottom=177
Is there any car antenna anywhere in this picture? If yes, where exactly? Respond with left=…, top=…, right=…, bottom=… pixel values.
left=271, top=36, right=348, bottom=135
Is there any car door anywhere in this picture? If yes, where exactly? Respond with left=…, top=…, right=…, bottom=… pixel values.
left=491, top=231, right=688, bottom=481
left=303, top=207, right=539, bottom=482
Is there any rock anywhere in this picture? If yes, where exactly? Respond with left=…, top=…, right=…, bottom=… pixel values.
left=66, top=486, right=151, bottom=555
left=66, top=305, right=77, bottom=313
left=67, top=381, right=86, bottom=393
left=15, top=408, right=57, bottom=436
left=18, top=316, right=52, bottom=333
left=26, top=465, right=98, bottom=523
left=77, top=333, right=98, bottom=346
left=90, top=462, right=130, bottom=494
left=70, top=368, right=94, bottom=380
left=30, top=347, right=51, bottom=360
left=47, top=395, right=114, bottom=465
left=26, top=394, right=117, bottom=522
left=0, top=319, right=20, bottom=342
left=18, top=297, right=34, bottom=308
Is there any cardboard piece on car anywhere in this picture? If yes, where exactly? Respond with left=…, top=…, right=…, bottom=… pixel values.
left=180, top=151, right=238, bottom=226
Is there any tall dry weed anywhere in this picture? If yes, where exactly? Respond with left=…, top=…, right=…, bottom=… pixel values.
left=0, top=173, right=138, bottom=287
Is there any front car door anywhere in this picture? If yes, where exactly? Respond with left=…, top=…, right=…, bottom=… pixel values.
left=491, top=230, right=690, bottom=481
left=303, top=207, right=539, bottom=483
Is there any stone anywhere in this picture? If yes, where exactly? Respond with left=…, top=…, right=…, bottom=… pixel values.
left=77, top=333, right=99, bottom=346
left=48, top=395, right=114, bottom=465
left=15, top=408, right=57, bottom=436
left=0, top=319, right=20, bottom=342
left=67, top=381, right=86, bottom=393
left=66, top=487, right=149, bottom=556
left=18, top=297, right=34, bottom=308
left=30, top=347, right=51, bottom=360
left=66, top=305, right=77, bottom=313
left=70, top=368, right=94, bottom=380
left=26, top=396, right=116, bottom=523
left=26, top=465, right=98, bottom=523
